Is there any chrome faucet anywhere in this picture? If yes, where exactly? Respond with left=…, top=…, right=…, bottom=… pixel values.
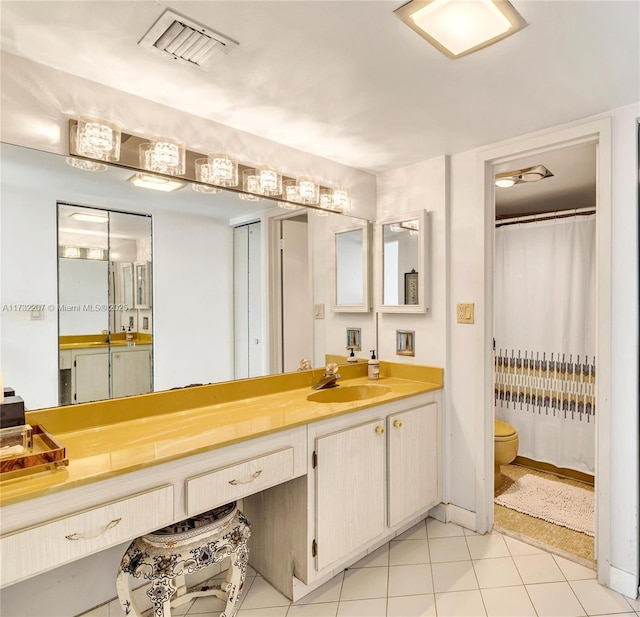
left=312, top=364, right=341, bottom=390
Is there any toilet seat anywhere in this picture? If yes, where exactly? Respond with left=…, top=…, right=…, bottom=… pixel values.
left=495, top=419, right=517, bottom=441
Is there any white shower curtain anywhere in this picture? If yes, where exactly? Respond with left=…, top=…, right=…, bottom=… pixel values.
left=494, top=215, right=596, bottom=474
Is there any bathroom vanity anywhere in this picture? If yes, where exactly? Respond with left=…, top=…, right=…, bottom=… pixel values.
left=0, top=362, right=442, bottom=603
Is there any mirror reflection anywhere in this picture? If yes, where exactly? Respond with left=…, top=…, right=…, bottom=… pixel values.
left=380, top=212, right=427, bottom=312
left=0, top=142, right=372, bottom=411
left=57, top=204, right=153, bottom=405
left=332, top=223, right=370, bottom=313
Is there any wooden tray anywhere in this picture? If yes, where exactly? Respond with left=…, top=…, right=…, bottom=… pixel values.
left=0, top=425, right=68, bottom=475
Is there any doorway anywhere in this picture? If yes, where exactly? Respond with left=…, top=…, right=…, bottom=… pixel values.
left=491, top=143, right=597, bottom=566
left=477, top=117, right=613, bottom=587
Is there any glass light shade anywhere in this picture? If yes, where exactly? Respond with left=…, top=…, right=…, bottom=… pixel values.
left=389, top=223, right=403, bottom=232
left=495, top=177, right=516, bottom=188
left=256, top=165, right=282, bottom=196
left=191, top=183, right=221, bottom=194
left=207, top=153, right=238, bottom=187
left=128, top=173, right=185, bottom=192
left=240, top=169, right=264, bottom=201
left=65, top=157, right=108, bottom=172
left=139, top=137, right=186, bottom=176
left=319, top=188, right=335, bottom=210
left=63, top=246, right=81, bottom=258
left=296, top=177, right=319, bottom=205
left=76, top=116, right=121, bottom=162
left=279, top=180, right=302, bottom=210
left=86, top=248, right=104, bottom=260
left=332, top=186, right=351, bottom=212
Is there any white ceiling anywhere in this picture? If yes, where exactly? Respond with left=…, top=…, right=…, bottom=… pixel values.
left=1, top=1, right=638, bottom=174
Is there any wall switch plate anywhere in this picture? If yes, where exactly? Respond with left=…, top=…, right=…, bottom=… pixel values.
left=314, top=304, right=325, bottom=319
left=457, top=303, right=474, bottom=324
left=30, top=309, right=44, bottom=320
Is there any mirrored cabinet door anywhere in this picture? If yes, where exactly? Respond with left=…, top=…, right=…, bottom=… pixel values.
left=331, top=222, right=371, bottom=312
left=377, top=210, right=429, bottom=313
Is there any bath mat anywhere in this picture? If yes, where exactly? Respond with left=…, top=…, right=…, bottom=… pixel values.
left=495, top=474, right=594, bottom=536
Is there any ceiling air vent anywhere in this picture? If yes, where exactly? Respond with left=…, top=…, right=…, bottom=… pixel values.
left=138, top=9, right=238, bottom=69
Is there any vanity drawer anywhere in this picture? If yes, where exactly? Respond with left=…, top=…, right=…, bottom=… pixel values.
left=0, top=485, right=174, bottom=587
left=186, top=447, right=294, bottom=516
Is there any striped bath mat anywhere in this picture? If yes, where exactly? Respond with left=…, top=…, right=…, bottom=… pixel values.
left=495, top=474, right=594, bottom=536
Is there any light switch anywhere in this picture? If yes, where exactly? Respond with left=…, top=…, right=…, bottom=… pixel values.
left=314, top=304, right=325, bottom=319
left=30, top=309, right=44, bottom=320
left=457, top=303, right=474, bottom=324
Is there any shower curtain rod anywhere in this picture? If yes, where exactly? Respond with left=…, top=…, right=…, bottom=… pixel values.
left=495, top=207, right=596, bottom=228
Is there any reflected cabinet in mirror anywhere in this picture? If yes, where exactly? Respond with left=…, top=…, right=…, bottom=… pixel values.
left=57, top=203, right=153, bottom=405
left=378, top=210, right=429, bottom=313
left=331, top=222, right=371, bottom=312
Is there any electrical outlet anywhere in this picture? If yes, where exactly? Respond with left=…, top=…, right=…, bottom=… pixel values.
left=457, top=303, right=474, bottom=324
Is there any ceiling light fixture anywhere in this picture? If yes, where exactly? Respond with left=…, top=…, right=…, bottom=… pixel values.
left=297, top=177, right=320, bottom=205
left=332, top=187, right=352, bottom=212
left=256, top=165, right=282, bottom=197
left=62, top=246, right=81, bottom=258
left=239, top=169, right=264, bottom=201
left=70, top=212, right=108, bottom=224
left=279, top=180, right=302, bottom=210
left=140, top=136, right=186, bottom=175
left=394, top=0, right=527, bottom=59
left=495, top=165, right=554, bottom=188
left=74, top=116, right=121, bottom=161
left=128, top=173, right=185, bottom=192
left=207, top=153, right=238, bottom=187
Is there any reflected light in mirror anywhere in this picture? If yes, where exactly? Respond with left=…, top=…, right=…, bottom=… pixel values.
left=128, top=173, right=185, bottom=192
left=65, top=157, right=108, bottom=173
left=70, top=212, right=108, bottom=223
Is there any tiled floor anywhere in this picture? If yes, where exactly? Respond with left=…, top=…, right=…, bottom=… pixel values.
left=86, top=518, right=640, bottom=617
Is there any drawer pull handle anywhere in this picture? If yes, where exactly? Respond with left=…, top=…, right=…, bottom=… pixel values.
left=65, top=518, right=122, bottom=541
left=375, top=426, right=385, bottom=435
left=229, top=470, right=262, bottom=485
left=393, top=420, right=403, bottom=428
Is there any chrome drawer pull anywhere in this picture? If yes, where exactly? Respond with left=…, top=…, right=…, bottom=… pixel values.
left=228, top=470, right=262, bottom=485
left=65, top=518, right=122, bottom=540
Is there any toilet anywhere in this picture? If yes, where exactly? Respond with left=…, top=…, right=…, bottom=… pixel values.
left=494, top=419, right=519, bottom=490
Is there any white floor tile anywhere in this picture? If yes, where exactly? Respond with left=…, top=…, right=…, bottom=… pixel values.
left=473, top=556, right=523, bottom=588
left=503, top=535, right=547, bottom=556
left=336, top=598, right=387, bottom=617
left=239, top=576, right=291, bottom=610
left=426, top=518, right=465, bottom=538
left=287, top=602, right=339, bottom=617
left=387, top=593, right=437, bottom=617
left=513, top=553, right=566, bottom=584
left=187, top=595, right=227, bottom=614
left=464, top=528, right=480, bottom=536
left=340, top=566, right=388, bottom=601
left=431, top=561, right=478, bottom=593
left=428, top=536, right=472, bottom=563
left=481, top=586, right=537, bottom=617
left=569, top=579, right=634, bottom=615
left=623, top=594, right=640, bottom=611
left=466, top=533, right=511, bottom=559
left=237, top=607, right=289, bottom=617
left=389, top=539, right=430, bottom=565
left=388, top=564, right=434, bottom=596
left=294, top=572, right=344, bottom=605
left=434, top=589, right=487, bottom=617
left=396, top=521, right=428, bottom=540
left=526, top=581, right=586, bottom=617
left=553, top=555, right=597, bottom=581
left=351, top=543, right=389, bottom=568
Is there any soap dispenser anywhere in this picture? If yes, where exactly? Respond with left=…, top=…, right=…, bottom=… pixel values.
left=368, top=350, right=379, bottom=380
left=347, top=347, right=358, bottom=363
left=126, top=326, right=133, bottom=344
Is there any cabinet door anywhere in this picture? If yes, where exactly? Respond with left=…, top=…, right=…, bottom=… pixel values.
left=315, top=419, right=385, bottom=571
left=111, top=349, right=152, bottom=398
left=388, top=403, right=439, bottom=528
left=74, top=352, right=110, bottom=404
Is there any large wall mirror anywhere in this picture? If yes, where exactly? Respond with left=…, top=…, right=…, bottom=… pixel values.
left=378, top=210, right=429, bottom=313
left=331, top=222, right=371, bottom=312
left=57, top=204, right=153, bottom=405
left=0, top=142, right=372, bottom=411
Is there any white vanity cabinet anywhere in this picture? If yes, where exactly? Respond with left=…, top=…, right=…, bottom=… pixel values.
left=73, top=348, right=110, bottom=404
left=111, top=346, right=152, bottom=398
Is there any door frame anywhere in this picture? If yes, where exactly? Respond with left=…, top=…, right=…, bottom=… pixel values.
left=476, top=118, right=613, bottom=585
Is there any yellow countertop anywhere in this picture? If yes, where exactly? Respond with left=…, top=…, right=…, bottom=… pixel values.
left=1, top=362, right=442, bottom=507
left=59, top=333, right=152, bottom=350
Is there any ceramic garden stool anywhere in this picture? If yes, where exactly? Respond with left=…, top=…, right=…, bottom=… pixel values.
left=116, top=502, right=251, bottom=617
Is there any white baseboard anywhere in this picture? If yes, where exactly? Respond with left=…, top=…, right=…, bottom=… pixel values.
left=608, top=565, right=639, bottom=599
left=428, top=503, right=477, bottom=532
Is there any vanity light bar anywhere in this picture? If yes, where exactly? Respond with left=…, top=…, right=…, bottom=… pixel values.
left=67, top=119, right=351, bottom=212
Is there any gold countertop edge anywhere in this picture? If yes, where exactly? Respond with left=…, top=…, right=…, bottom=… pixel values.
left=3, top=379, right=442, bottom=507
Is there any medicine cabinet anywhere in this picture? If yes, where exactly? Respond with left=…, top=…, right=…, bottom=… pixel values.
left=331, top=221, right=371, bottom=312
left=377, top=210, right=429, bottom=313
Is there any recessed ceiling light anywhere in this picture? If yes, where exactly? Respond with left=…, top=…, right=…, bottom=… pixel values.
left=394, top=0, right=527, bottom=59
left=128, top=173, right=185, bottom=192
left=70, top=212, right=108, bottom=223
left=495, top=165, right=554, bottom=188
left=495, top=178, right=516, bottom=188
